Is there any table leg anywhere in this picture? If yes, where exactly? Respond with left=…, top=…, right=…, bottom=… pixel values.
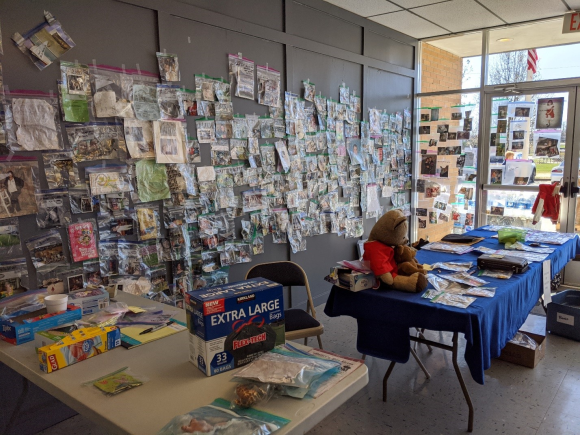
left=410, top=348, right=431, bottom=379
left=382, top=360, right=397, bottom=403
left=452, top=332, right=474, bottom=433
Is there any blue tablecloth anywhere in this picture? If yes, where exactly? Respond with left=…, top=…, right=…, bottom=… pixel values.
left=324, top=228, right=580, bottom=385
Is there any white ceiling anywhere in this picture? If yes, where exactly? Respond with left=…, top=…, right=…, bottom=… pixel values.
left=323, top=0, right=574, bottom=39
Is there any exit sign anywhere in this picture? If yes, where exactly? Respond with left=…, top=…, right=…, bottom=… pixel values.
left=563, top=12, right=580, bottom=33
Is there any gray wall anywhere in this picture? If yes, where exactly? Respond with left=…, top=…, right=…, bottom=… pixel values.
left=0, top=1, right=416, bottom=433
left=0, top=0, right=417, bottom=311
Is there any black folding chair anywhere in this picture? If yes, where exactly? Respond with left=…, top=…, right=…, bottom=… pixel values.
left=245, top=261, right=324, bottom=348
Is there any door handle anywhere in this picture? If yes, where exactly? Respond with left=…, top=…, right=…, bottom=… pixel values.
left=571, top=181, right=580, bottom=198
left=562, top=181, right=569, bottom=198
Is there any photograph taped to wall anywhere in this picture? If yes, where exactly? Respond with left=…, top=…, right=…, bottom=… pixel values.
left=419, top=126, right=431, bottom=135
left=536, top=97, right=564, bottom=129
left=420, top=154, right=437, bottom=176
left=0, top=160, right=38, bottom=219
left=535, top=136, right=560, bottom=157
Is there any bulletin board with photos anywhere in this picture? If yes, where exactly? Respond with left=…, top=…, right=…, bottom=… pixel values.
left=485, top=94, right=566, bottom=228
left=417, top=103, right=477, bottom=237
left=0, top=10, right=414, bottom=307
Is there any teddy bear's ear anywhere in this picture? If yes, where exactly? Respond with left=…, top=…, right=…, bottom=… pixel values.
left=394, top=215, right=407, bottom=229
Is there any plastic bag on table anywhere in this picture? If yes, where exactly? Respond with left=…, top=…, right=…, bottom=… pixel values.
left=233, top=349, right=341, bottom=389
left=509, top=332, right=538, bottom=350
left=478, top=269, right=513, bottom=280
left=83, top=366, right=147, bottom=397
left=84, top=302, right=129, bottom=327
left=4, top=90, right=64, bottom=152
left=158, top=398, right=289, bottom=435
left=90, top=65, right=134, bottom=118
left=0, top=288, right=46, bottom=319
left=430, top=262, right=473, bottom=272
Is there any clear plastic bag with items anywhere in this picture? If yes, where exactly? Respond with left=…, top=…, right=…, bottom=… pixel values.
left=157, top=84, right=183, bottom=120
left=232, top=116, right=248, bottom=139
left=85, top=164, right=132, bottom=196
left=0, top=258, right=29, bottom=298
left=26, top=230, right=67, bottom=270
left=509, top=332, right=537, bottom=350
left=134, top=206, right=161, bottom=241
left=123, top=118, right=155, bottom=159
left=59, top=61, right=91, bottom=123
left=134, top=159, right=171, bottom=203
left=67, top=122, right=128, bottom=162
left=4, top=90, right=64, bottom=151
left=35, top=189, right=71, bottom=229
left=158, top=398, right=289, bottom=435
left=98, top=211, right=135, bottom=240
left=69, top=185, right=94, bottom=214
left=42, top=151, right=79, bottom=189
left=0, top=218, right=22, bottom=257
left=229, top=54, right=255, bottom=100
left=83, top=366, right=147, bottom=397
left=90, top=65, right=134, bottom=118
left=156, top=52, right=180, bottom=82
left=257, top=65, right=281, bottom=107
left=214, top=78, right=231, bottom=103
left=132, top=70, right=161, bottom=121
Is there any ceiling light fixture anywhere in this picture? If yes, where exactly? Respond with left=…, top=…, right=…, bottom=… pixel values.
left=497, top=38, right=513, bottom=42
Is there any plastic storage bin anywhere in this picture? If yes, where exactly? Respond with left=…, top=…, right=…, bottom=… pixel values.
left=547, top=290, right=580, bottom=341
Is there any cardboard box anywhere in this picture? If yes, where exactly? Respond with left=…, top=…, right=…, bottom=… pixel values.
left=0, top=305, right=83, bottom=345
left=326, top=267, right=377, bottom=292
left=38, top=326, right=121, bottom=373
left=498, top=314, right=546, bottom=368
left=68, top=287, right=109, bottom=315
left=547, top=290, right=580, bottom=341
left=185, top=278, right=285, bottom=376
left=34, top=325, right=78, bottom=352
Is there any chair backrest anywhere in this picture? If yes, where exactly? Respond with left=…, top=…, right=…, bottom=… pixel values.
left=245, top=261, right=317, bottom=317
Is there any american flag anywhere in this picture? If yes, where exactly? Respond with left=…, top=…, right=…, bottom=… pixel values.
left=527, top=49, right=538, bottom=74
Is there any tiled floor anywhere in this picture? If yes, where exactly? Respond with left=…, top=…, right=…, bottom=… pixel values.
left=38, top=305, right=580, bottom=435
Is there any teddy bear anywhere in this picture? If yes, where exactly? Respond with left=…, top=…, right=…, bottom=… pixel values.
left=363, top=209, right=428, bottom=293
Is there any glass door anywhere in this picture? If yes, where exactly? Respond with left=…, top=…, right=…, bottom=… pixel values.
left=479, top=87, right=577, bottom=234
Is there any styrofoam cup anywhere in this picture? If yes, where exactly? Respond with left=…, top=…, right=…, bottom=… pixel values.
left=45, top=294, right=68, bottom=314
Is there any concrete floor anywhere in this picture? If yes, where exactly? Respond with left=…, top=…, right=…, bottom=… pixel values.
left=38, top=305, right=580, bottom=435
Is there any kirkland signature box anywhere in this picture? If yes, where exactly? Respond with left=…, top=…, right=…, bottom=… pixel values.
left=185, top=278, right=285, bottom=376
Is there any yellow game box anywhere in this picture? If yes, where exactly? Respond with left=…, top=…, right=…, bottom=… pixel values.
left=38, top=326, right=121, bottom=373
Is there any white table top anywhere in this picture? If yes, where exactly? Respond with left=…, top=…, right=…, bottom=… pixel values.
left=0, top=292, right=368, bottom=435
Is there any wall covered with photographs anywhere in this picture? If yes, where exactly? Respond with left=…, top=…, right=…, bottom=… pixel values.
left=0, top=0, right=417, bottom=311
